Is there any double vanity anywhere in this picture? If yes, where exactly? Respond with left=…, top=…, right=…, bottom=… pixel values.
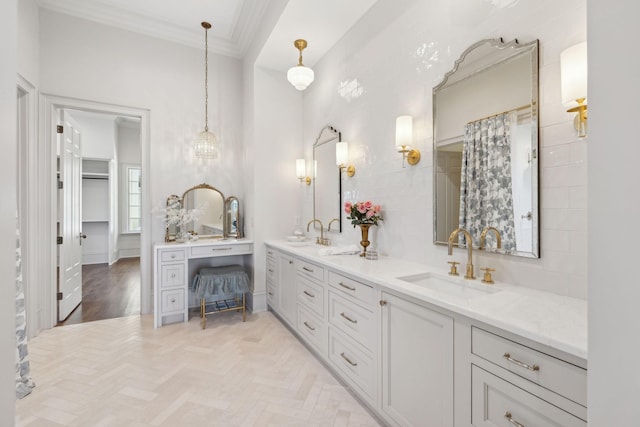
left=265, top=240, right=587, bottom=427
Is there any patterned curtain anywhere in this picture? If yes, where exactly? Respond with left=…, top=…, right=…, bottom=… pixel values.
left=16, top=221, right=35, bottom=398
left=458, top=112, right=516, bottom=252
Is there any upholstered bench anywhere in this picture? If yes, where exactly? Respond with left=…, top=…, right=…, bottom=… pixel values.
left=191, top=265, right=249, bottom=329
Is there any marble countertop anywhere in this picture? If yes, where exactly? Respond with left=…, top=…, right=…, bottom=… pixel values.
left=266, top=240, right=588, bottom=360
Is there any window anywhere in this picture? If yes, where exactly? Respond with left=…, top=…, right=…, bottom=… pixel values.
left=123, top=164, right=141, bottom=233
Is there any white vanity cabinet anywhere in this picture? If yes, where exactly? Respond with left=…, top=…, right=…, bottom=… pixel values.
left=263, top=241, right=587, bottom=427
left=153, top=240, right=253, bottom=328
left=380, top=291, right=454, bottom=427
left=470, top=327, right=587, bottom=426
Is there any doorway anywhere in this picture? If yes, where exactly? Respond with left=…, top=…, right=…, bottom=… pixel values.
left=30, top=94, right=151, bottom=333
left=56, top=109, right=142, bottom=325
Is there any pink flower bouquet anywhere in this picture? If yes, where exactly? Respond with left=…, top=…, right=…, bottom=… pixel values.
left=344, top=201, right=382, bottom=227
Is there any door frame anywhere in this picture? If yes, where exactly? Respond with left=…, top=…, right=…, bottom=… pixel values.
left=37, top=94, right=152, bottom=330
left=17, top=74, right=38, bottom=338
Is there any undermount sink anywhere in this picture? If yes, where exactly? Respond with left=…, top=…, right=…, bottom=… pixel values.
left=396, top=272, right=499, bottom=299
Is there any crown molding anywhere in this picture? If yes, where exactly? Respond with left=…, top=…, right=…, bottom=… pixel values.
left=36, top=0, right=262, bottom=58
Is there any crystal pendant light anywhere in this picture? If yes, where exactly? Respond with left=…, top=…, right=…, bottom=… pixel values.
left=195, top=21, right=218, bottom=159
left=287, top=39, right=314, bottom=91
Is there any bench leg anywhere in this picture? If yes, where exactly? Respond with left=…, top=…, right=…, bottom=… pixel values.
left=242, top=293, right=246, bottom=322
left=200, top=298, right=206, bottom=329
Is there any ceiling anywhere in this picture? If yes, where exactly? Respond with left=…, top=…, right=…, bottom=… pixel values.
left=37, top=0, right=378, bottom=72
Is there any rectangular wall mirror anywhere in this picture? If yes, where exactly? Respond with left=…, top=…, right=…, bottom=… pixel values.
left=433, top=38, right=539, bottom=258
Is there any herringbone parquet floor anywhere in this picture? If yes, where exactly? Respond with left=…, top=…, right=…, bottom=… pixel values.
left=15, top=311, right=381, bottom=426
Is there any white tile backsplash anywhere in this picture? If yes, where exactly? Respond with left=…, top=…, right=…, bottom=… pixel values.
left=299, top=0, right=587, bottom=299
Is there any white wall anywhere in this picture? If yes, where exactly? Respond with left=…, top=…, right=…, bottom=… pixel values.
left=298, top=0, right=587, bottom=298
left=70, top=112, right=116, bottom=160
left=588, top=0, right=640, bottom=424
left=39, top=9, right=245, bottom=246
left=17, top=0, right=38, bottom=86
left=1, top=0, right=17, bottom=422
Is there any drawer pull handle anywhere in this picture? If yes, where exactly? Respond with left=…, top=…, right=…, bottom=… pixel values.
left=170, top=273, right=176, bottom=279
left=212, top=247, right=232, bottom=251
left=303, top=321, right=315, bottom=331
left=503, top=353, right=539, bottom=372
left=170, top=255, right=176, bottom=259
left=339, top=282, right=356, bottom=291
left=303, top=290, right=315, bottom=298
left=340, top=352, right=358, bottom=367
left=268, top=269, right=274, bottom=273
left=302, top=266, right=314, bottom=273
left=170, top=298, right=176, bottom=303
left=268, top=292, right=274, bottom=296
left=340, top=312, right=358, bottom=324
left=504, top=412, right=526, bottom=427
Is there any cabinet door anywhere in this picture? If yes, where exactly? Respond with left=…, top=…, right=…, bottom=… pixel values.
left=381, top=292, right=454, bottom=427
left=278, top=253, right=296, bottom=325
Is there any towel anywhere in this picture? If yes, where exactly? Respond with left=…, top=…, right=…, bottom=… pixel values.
left=318, top=244, right=361, bottom=256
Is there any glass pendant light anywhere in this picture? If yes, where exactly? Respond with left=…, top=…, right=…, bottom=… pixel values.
left=287, top=39, right=314, bottom=91
left=195, top=21, right=219, bottom=159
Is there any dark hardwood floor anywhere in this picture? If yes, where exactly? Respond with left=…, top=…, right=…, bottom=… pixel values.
left=60, top=257, right=140, bottom=326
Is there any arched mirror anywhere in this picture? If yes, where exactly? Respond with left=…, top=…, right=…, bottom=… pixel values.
left=313, top=125, right=342, bottom=232
left=182, top=183, right=225, bottom=239
left=225, top=196, right=243, bottom=239
left=433, top=38, right=539, bottom=258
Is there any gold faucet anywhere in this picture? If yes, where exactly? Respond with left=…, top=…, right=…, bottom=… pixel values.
left=307, top=219, right=328, bottom=245
left=448, top=227, right=475, bottom=280
left=479, top=227, right=502, bottom=251
left=327, top=218, right=340, bottom=232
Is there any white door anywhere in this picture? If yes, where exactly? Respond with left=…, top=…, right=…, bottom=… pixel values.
left=58, top=111, right=83, bottom=321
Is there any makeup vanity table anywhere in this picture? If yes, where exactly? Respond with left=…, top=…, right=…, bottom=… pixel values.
left=153, top=239, right=253, bottom=328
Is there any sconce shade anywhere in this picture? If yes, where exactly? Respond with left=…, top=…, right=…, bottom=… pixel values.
left=194, top=130, right=219, bottom=159
left=336, top=142, right=349, bottom=166
left=296, top=158, right=306, bottom=178
left=560, top=42, right=588, bottom=106
left=395, top=115, right=413, bottom=149
left=287, top=66, right=315, bottom=91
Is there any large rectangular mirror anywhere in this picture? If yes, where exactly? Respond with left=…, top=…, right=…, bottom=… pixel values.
left=313, top=125, right=342, bottom=232
left=433, top=38, right=539, bottom=258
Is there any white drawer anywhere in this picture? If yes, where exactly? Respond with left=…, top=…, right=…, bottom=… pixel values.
left=472, top=327, right=587, bottom=407
left=472, top=365, right=586, bottom=426
left=328, top=271, right=374, bottom=305
left=161, top=289, right=185, bottom=314
left=297, top=305, right=327, bottom=356
left=160, top=264, right=184, bottom=288
left=297, top=275, right=324, bottom=317
left=295, top=258, right=324, bottom=283
left=328, top=329, right=375, bottom=401
left=266, top=247, right=277, bottom=262
left=266, top=281, right=278, bottom=306
left=189, top=243, right=252, bottom=258
left=328, top=291, right=375, bottom=350
left=160, top=249, right=185, bottom=262
left=266, top=259, right=278, bottom=282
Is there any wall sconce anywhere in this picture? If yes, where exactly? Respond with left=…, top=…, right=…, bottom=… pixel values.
left=296, top=158, right=311, bottom=185
left=395, top=115, right=420, bottom=167
left=336, top=142, right=355, bottom=177
left=561, top=42, right=588, bottom=137
left=287, top=39, right=315, bottom=91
